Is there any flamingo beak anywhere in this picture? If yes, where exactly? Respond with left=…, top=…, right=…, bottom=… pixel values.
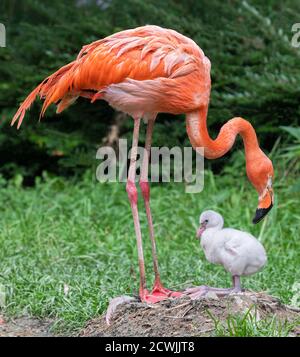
left=253, top=178, right=274, bottom=224
left=196, top=222, right=207, bottom=239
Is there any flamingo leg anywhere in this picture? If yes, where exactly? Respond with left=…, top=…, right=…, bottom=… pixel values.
left=105, top=118, right=148, bottom=324
left=140, top=119, right=182, bottom=302
left=110, top=118, right=181, bottom=307
left=126, top=118, right=148, bottom=299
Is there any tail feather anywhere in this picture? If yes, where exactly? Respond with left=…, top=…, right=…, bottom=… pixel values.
left=11, top=61, right=76, bottom=129
left=11, top=84, right=43, bottom=129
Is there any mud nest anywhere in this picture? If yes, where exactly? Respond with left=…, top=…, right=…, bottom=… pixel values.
left=80, top=291, right=300, bottom=337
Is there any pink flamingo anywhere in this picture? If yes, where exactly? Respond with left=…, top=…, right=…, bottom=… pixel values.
left=12, top=25, right=274, bottom=304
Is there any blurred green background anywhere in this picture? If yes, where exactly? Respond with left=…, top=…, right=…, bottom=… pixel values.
left=0, top=0, right=299, bottom=335
left=1, top=0, right=300, bottom=183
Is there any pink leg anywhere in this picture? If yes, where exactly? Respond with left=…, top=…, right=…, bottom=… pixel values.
left=106, top=118, right=181, bottom=324
left=140, top=120, right=182, bottom=302
left=126, top=118, right=148, bottom=299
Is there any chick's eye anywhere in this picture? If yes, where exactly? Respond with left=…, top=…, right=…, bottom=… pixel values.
left=204, top=219, right=208, bottom=223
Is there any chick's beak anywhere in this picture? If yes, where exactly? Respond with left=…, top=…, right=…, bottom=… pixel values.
left=196, top=223, right=207, bottom=239
left=253, top=179, right=274, bottom=224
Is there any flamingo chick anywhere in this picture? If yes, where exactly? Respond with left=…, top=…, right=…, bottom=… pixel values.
left=186, top=210, right=267, bottom=299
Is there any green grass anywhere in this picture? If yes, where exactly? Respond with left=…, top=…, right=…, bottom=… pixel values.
left=0, top=166, right=299, bottom=335
left=207, top=307, right=298, bottom=337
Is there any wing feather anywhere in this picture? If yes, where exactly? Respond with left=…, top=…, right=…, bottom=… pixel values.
left=12, top=25, right=204, bottom=128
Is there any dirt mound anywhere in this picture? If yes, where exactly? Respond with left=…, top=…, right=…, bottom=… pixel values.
left=80, top=291, right=300, bottom=337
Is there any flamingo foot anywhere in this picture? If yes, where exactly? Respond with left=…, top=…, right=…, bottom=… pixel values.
left=140, top=280, right=183, bottom=303
left=185, top=285, right=242, bottom=300
left=185, top=285, right=209, bottom=299
left=106, top=282, right=183, bottom=325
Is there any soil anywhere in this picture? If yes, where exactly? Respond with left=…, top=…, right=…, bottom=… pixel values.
left=0, top=291, right=299, bottom=337
left=0, top=316, right=53, bottom=337
left=80, top=291, right=300, bottom=337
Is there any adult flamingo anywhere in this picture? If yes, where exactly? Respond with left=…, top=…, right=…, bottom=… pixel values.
left=12, top=25, right=274, bottom=303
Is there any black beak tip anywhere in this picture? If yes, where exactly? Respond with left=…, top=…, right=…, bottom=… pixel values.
left=252, top=203, right=273, bottom=224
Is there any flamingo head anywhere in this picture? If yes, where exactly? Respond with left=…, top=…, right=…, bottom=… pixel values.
left=197, top=210, right=224, bottom=239
left=246, top=150, right=274, bottom=224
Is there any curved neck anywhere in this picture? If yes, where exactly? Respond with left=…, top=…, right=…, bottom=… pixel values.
left=186, top=107, right=261, bottom=161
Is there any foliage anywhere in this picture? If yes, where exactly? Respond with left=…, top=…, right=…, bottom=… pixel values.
left=0, top=161, right=299, bottom=333
left=280, top=126, right=300, bottom=166
left=0, top=0, right=300, bottom=180
left=0, top=1, right=299, bottom=335
left=208, top=307, right=299, bottom=337
left=279, top=126, right=300, bottom=193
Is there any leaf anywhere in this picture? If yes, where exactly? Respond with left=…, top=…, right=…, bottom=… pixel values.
left=280, top=126, right=300, bottom=142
